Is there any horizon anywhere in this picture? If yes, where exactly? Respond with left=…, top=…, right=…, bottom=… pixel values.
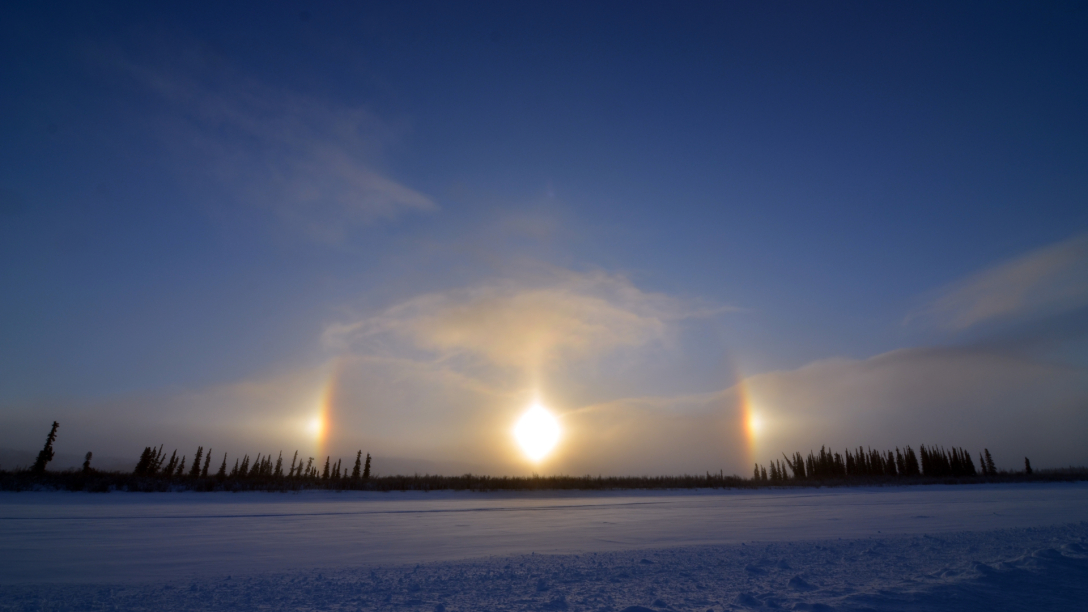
left=2, top=3, right=1088, bottom=476
left=3, top=432, right=1052, bottom=478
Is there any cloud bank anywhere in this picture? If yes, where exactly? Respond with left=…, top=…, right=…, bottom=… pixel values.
left=743, top=346, right=1088, bottom=470
left=910, top=233, right=1088, bottom=329
left=12, top=339, right=1084, bottom=476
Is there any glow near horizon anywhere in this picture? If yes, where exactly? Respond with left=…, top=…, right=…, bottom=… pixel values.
left=306, top=368, right=338, bottom=462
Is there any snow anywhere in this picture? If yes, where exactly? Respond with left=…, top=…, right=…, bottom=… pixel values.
left=2, top=483, right=1087, bottom=610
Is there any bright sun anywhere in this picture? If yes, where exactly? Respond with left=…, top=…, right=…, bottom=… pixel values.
left=514, top=403, right=560, bottom=462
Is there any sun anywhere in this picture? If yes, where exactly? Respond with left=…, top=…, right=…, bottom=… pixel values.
left=514, top=403, right=561, bottom=462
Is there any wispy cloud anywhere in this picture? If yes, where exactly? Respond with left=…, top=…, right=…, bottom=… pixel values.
left=119, top=53, right=436, bottom=243
left=324, top=269, right=729, bottom=374
left=908, top=233, right=1088, bottom=329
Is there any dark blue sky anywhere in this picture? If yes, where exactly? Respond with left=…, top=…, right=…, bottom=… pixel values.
left=2, top=3, right=1086, bottom=473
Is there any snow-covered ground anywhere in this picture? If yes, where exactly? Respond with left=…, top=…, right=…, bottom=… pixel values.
left=2, top=483, right=1087, bottom=610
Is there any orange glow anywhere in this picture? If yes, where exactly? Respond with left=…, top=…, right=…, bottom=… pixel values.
left=733, top=373, right=760, bottom=466
left=308, top=360, right=342, bottom=460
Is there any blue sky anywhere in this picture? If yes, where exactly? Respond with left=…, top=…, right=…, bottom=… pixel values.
left=2, top=3, right=1087, bottom=474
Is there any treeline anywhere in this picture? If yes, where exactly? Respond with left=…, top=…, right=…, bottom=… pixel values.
left=4, top=466, right=1085, bottom=494
left=132, top=444, right=372, bottom=483
left=753, top=445, right=1003, bottom=482
left=3, top=421, right=1084, bottom=493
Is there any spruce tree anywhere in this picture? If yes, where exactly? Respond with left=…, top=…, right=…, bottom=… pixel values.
left=135, top=447, right=154, bottom=475
left=1024, top=457, right=1032, bottom=475
left=782, top=453, right=794, bottom=479
left=31, top=421, right=60, bottom=474
left=289, top=451, right=299, bottom=478
left=177, top=456, right=186, bottom=477
left=984, top=449, right=996, bottom=475
left=352, top=451, right=362, bottom=480
left=189, top=447, right=204, bottom=478
left=905, top=446, right=920, bottom=476
left=274, top=452, right=284, bottom=478
left=936, top=446, right=952, bottom=477
left=363, top=453, right=371, bottom=479
left=216, top=453, right=228, bottom=479
left=322, top=457, right=331, bottom=480
left=163, top=451, right=178, bottom=478
left=305, top=457, right=314, bottom=478
left=149, top=442, right=165, bottom=476
left=202, top=450, right=212, bottom=478
left=964, top=450, right=977, bottom=476
left=229, top=458, right=240, bottom=478
left=949, top=447, right=962, bottom=477
left=871, top=448, right=884, bottom=476
left=82, top=452, right=93, bottom=474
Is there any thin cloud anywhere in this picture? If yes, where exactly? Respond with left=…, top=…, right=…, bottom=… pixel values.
left=324, top=270, right=734, bottom=375
left=119, top=54, right=436, bottom=243
left=908, top=233, right=1088, bottom=329
left=741, top=345, right=1088, bottom=469
left=12, top=338, right=1085, bottom=476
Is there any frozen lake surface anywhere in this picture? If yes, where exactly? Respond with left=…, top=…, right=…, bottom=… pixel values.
left=2, top=483, right=1087, bottom=610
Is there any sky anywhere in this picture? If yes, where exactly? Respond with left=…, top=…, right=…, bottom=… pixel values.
left=2, top=2, right=1087, bottom=475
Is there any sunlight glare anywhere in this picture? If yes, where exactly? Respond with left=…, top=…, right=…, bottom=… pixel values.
left=308, top=415, right=325, bottom=439
left=748, top=414, right=763, bottom=435
left=514, top=403, right=560, bottom=462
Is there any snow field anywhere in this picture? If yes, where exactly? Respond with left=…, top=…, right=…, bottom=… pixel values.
left=1, top=523, right=1086, bottom=611
left=2, top=483, right=1087, bottom=610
